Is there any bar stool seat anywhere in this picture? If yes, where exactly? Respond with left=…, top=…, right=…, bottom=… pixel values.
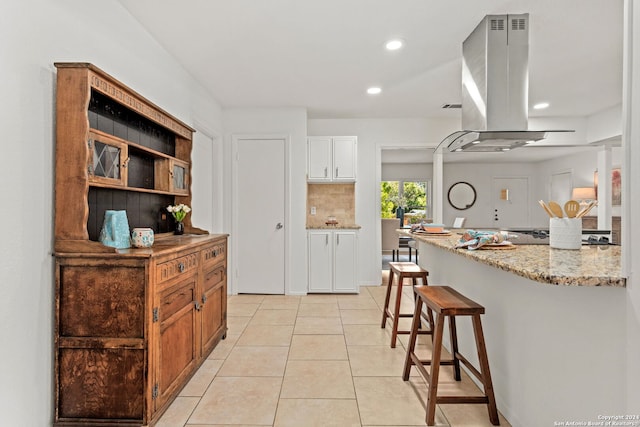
left=403, top=285, right=499, bottom=426
left=381, top=262, right=433, bottom=348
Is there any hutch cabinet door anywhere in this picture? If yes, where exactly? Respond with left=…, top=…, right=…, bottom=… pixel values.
left=154, top=158, right=190, bottom=195
left=200, top=264, right=227, bottom=356
left=56, top=260, right=147, bottom=423
left=88, top=131, right=129, bottom=187
left=156, top=275, right=199, bottom=410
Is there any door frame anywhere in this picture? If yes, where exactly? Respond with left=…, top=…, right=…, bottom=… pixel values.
left=231, top=134, right=290, bottom=295
left=375, top=142, right=435, bottom=276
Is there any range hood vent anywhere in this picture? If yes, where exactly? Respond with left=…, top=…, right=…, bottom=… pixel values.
left=439, top=13, right=572, bottom=152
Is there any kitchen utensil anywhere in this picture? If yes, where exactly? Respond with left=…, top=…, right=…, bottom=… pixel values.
left=548, top=201, right=564, bottom=218
left=577, top=201, right=598, bottom=218
left=538, top=200, right=554, bottom=218
left=564, top=200, right=580, bottom=218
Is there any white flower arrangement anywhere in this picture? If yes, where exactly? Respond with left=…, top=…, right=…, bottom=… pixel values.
left=167, top=204, right=191, bottom=222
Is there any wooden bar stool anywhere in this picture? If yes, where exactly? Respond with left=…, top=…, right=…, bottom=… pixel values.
left=381, top=262, right=433, bottom=348
left=403, top=286, right=499, bottom=426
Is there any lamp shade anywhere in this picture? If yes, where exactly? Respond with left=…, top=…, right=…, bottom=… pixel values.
left=572, top=187, right=596, bottom=200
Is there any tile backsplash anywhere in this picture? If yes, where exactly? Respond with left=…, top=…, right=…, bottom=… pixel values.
left=307, top=183, right=355, bottom=227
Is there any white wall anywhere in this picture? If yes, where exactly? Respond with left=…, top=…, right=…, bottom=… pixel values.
left=623, top=0, right=640, bottom=411
left=222, top=108, right=308, bottom=295
left=382, top=163, right=433, bottom=181
left=533, top=146, right=624, bottom=223
left=0, top=1, right=222, bottom=425
left=308, top=118, right=459, bottom=286
left=441, top=162, right=538, bottom=228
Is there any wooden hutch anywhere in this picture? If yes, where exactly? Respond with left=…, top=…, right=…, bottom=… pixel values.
left=53, top=63, right=228, bottom=426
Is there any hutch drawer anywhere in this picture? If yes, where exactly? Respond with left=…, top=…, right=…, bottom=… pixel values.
left=156, top=252, right=199, bottom=284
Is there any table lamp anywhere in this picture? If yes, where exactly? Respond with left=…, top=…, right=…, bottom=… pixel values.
left=572, top=187, right=596, bottom=207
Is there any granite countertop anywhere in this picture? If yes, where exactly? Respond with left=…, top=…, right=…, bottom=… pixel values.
left=399, top=230, right=626, bottom=287
left=307, top=224, right=361, bottom=230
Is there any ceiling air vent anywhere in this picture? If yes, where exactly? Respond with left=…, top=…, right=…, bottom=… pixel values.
left=490, top=19, right=505, bottom=31
left=512, top=18, right=526, bottom=30
left=441, top=103, right=462, bottom=109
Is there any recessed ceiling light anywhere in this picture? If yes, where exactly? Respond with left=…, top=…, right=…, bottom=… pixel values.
left=533, top=102, right=550, bottom=110
left=385, top=39, right=404, bottom=51
left=367, top=87, right=382, bottom=95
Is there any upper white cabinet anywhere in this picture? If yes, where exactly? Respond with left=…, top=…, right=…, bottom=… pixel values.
left=307, top=136, right=357, bottom=182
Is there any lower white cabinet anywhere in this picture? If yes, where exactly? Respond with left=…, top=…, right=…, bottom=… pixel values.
left=308, top=229, right=358, bottom=293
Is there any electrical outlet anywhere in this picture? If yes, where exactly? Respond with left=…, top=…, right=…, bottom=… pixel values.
left=311, top=206, right=316, bottom=215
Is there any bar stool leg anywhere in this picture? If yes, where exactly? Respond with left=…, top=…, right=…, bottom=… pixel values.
left=402, top=296, right=423, bottom=380
left=418, top=274, right=435, bottom=337
left=411, top=276, right=423, bottom=330
left=390, top=273, right=405, bottom=348
left=472, top=314, right=500, bottom=425
left=448, top=316, right=462, bottom=381
left=381, top=269, right=395, bottom=328
left=426, top=313, right=446, bottom=426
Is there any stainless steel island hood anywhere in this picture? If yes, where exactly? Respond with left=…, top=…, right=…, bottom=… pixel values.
left=439, top=13, right=571, bottom=153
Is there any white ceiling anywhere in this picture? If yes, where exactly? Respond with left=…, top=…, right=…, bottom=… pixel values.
left=119, top=0, right=622, bottom=121
left=119, top=0, right=622, bottom=164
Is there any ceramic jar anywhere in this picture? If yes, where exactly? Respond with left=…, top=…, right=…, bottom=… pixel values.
left=131, top=227, right=155, bottom=248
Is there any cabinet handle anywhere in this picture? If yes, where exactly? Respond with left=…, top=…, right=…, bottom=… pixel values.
left=178, top=262, right=185, bottom=272
left=336, top=167, right=339, bottom=177
left=325, top=234, right=328, bottom=245
left=122, top=157, right=130, bottom=169
left=337, top=234, right=340, bottom=245
left=202, top=294, right=207, bottom=305
left=194, top=301, right=201, bottom=311
left=324, top=167, right=328, bottom=178
left=213, top=249, right=218, bottom=257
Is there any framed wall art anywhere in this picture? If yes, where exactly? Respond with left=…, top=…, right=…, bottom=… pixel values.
left=594, top=166, right=621, bottom=206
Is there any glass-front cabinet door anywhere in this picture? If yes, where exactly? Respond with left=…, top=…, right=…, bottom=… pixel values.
left=170, top=159, right=189, bottom=195
left=154, top=158, right=190, bottom=195
left=88, top=131, right=128, bottom=187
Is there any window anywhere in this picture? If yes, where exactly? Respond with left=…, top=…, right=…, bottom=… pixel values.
left=381, top=180, right=430, bottom=224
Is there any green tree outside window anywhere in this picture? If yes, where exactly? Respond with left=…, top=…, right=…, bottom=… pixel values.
left=381, top=181, right=428, bottom=221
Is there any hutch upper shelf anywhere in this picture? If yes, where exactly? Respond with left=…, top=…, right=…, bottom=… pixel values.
left=54, top=63, right=199, bottom=251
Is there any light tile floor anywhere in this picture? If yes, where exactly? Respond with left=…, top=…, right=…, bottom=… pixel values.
left=155, top=274, right=512, bottom=427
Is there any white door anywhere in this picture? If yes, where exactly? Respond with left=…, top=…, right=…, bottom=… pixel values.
left=492, top=177, right=530, bottom=229
left=235, top=138, right=286, bottom=294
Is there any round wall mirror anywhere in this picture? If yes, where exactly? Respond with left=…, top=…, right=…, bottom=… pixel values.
left=448, top=181, right=477, bottom=210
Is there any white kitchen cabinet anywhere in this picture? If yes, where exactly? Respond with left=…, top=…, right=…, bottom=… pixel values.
left=307, top=136, right=357, bottom=182
left=308, top=230, right=358, bottom=293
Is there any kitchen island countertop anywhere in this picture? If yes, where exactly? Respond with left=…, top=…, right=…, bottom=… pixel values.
left=399, top=229, right=625, bottom=287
